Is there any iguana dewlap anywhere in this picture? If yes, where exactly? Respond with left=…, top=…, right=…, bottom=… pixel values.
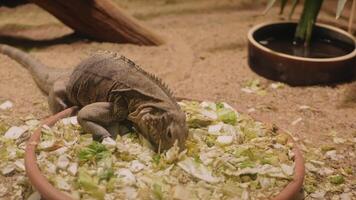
left=0, top=44, right=188, bottom=152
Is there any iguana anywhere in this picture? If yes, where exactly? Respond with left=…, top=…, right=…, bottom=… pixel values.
left=0, top=44, right=188, bottom=152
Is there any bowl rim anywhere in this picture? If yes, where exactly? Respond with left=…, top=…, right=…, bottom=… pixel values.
left=247, top=21, right=356, bottom=62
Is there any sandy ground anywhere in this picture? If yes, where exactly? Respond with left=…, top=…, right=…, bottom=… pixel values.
left=0, top=0, right=355, bottom=199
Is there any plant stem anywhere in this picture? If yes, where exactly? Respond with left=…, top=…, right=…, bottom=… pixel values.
left=294, top=0, right=323, bottom=46
left=349, top=0, right=355, bottom=33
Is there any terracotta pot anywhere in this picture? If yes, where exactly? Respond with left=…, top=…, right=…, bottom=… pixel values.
left=25, top=105, right=304, bottom=200
left=272, top=134, right=305, bottom=200
left=24, top=107, right=78, bottom=200
left=248, top=22, right=356, bottom=86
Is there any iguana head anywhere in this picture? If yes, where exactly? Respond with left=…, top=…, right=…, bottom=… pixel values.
left=134, top=106, right=188, bottom=152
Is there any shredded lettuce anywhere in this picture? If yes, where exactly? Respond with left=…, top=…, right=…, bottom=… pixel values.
left=0, top=101, right=306, bottom=200
left=78, top=141, right=111, bottom=164
left=78, top=168, right=105, bottom=200
left=216, top=102, right=237, bottom=125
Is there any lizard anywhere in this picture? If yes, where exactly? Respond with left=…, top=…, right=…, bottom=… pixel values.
left=0, top=44, right=188, bottom=152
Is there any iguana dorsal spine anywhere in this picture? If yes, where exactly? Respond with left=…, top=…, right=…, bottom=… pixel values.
left=105, top=51, right=177, bottom=105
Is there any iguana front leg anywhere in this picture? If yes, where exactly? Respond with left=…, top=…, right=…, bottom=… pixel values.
left=77, top=102, right=127, bottom=141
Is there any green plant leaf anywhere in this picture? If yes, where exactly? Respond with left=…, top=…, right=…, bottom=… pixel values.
left=264, top=0, right=278, bottom=14
left=294, top=0, right=323, bottom=46
left=280, top=0, right=289, bottom=14
left=336, top=0, right=348, bottom=19
left=289, top=0, right=300, bottom=19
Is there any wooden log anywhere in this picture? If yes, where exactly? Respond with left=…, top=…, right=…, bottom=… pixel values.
left=28, top=0, right=164, bottom=45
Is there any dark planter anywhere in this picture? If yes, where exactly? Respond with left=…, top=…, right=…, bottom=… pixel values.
left=248, top=22, right=356, bottom=85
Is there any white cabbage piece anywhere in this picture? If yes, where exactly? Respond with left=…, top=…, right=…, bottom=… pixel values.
left=280, top=164, right=294, bottom=176
left=129, top=160, right=145, bottom=173
left=222, top=124, right=237, bottom=136
left=1, top=164, right=15, bottom=175
left=27, top=191, right=41, bottom=200
left=52, top=146, right=69, bottom=155
left=56, top=177, right=71, bottom=191
left=310, top=190, right=326, bottom=199
left=165, top=141, right=180, bottom=163
left=6, top=146, right=18, bottom=160
left=340, top=192, right=352, bottom=200
left=67, top=163, right=78, bottom=176
left=61, top=116, right=78, bottom=125
left=199, top=147, right=223, bottom=165
left=200, top=101, right=217, bottom=111
left=333, top=137, right=346, bottom=144
left=25, top=119, right=40, bottom=127
left=138, top=134, right=155, bottom=150
left=200, top=109, right=218, bottom=120
left=44, top=160, right=57, bottom=174
left=0, top=100, right=13, bottom=110
left=102, top=137, right=117, bottom=151
left=38, top=140, right=55, bottom=150
left=0, top=184, right=7, bottom=197
left=116, top=168, right=136, bottom=186
left=291, top=117, right=302, bottom=126
left=325, top=150, right=341, bottom=161
left=221, top=102, right=235, bottom=110
left=137, top=150, right=154, bottom=165
left=259, top=177, right=274, bottom=189
left=305, top=162, right=318, bottom=173
left=173, top=184, right=193, bottom=200
left=216, top=135, right=234, bottom=146
left=120, top=186, right=138, bottom=200
left=14, top=159, right=25, bottom=171
left=177, top=157, right=221, bottom=183
left=241, top=190, right=249, bottom=200
left=310, top=160, right=324, bottom=166
left=318, top=167, right=334, bottom=176
left=4, top=126, right=27, bottom=139
left=56, top=155, right=70, bottom=170
left=0, top=189, right=7, bottom=198
left=208, top=123, right=223, bottom=134
left=270, top=82, right=284, bottom=89
left=228, top=164, right=289, bottom=179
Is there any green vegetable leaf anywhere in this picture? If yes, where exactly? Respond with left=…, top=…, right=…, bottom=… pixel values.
left=99, top=168, right=115, bottom=181
left=264, top=0, right=278, bottom=14
left=280, top=0, right=289, bottom=14
left=239, top=160, right=255, bottom=169
left=78, top=141, right=111, bottom=164
left=329, top=175, right=345, bottom=185
left=152, top=183, right=163, bottom=200
left=78, top=168, right=105, bottom=200
left=216, top=103, right=237, bottom=125
left=187, top=114, right=214, bottom=128
left=152, top=154, right=161, bottom=165
left=78, top=168, right=98, bottom=191
left=289, top=0, right=300, bottom=19
left=336, top=0, right=348, bottom=19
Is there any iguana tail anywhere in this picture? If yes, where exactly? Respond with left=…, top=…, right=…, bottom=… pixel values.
left=0, top=44, right=66, bottom=94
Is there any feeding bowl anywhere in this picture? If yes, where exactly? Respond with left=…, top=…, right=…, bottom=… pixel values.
left=25, top=104, right=305, bottom=200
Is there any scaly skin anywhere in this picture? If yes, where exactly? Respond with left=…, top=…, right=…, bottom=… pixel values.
left=0, top=44, right=188, bottom=152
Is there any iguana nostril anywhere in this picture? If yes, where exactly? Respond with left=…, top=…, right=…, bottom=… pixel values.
left=167, top=131, right=173, bottom=139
